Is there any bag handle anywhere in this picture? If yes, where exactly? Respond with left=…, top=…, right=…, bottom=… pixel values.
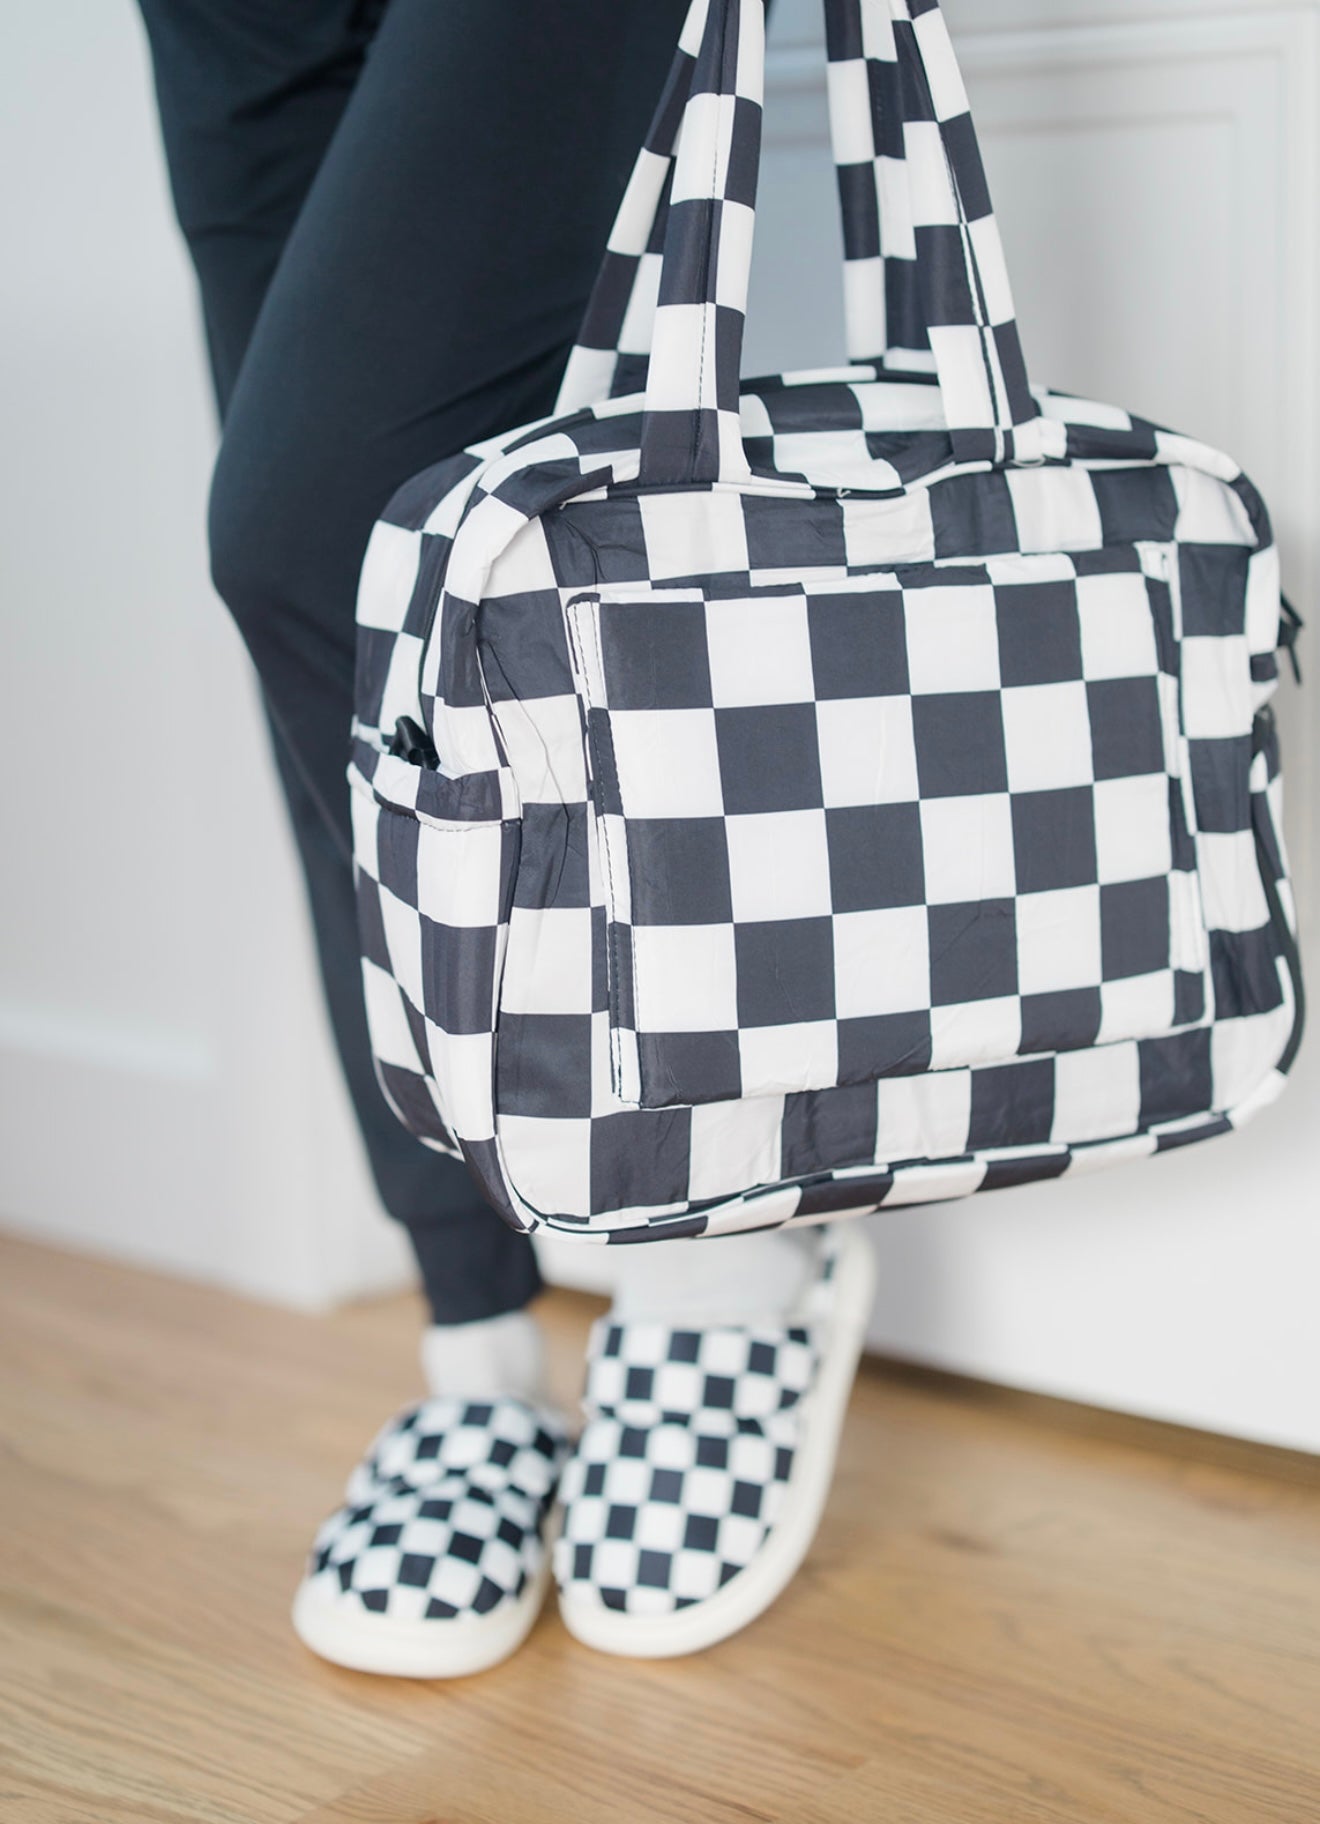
left=557, top=0, right=762, bottom=483
left=556, top=0, right=1044, bottom=478
left=553, top=2, right=702, bottom=417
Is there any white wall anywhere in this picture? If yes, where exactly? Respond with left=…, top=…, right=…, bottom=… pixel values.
left=0, top=2, right=415, bottom=1306
left=2, top=1, right=1316, bottom=1450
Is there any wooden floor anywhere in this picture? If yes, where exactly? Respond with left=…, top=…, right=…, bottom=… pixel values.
left=2, top=1237, right=1319, bottom=1824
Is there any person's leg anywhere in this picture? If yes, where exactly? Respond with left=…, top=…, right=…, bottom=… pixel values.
left=137, top=0, right=391, bottom=418
left=138, top=0, right=520, bottom=1323
left=139, top=0, right=520, bottom=1323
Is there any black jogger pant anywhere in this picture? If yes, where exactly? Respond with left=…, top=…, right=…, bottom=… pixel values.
left=136, top=0, right=693, bottom=1323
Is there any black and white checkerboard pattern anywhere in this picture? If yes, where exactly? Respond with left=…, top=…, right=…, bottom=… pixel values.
left=565, top=548, right=1207, bottom=1112
left=554, top=1222, right=845, bottom=1615
left=552, top=1324, right=811, bottom=1614
left=303, top=1396, right=569, bottom=1623
left=628, top=0, right=765, bottom=486
left=560, top=0, right=1041, bottom=467
left=553, top=0, right=698, bottom=417
left=554, top=1319, right=819, bottom=1614
left=346, top=0, right=1302, bottom=1242
left=825, top=0, right=1040, bottom=460
left=350, top=735, right=520, bottom=1152
left=557, top=0, right=763, bottom=484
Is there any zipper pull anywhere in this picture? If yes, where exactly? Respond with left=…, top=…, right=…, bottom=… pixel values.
left=388, top=715, right=439, bottom=768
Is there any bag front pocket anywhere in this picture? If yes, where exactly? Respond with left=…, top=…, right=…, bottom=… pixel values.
left=565, top=548, right=1209, bottom=1110
left=347, top=736, right=520, bottom=1146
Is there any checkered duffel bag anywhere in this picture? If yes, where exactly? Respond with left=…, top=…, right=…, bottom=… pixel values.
left=349, top=0, right=1304, bottom=1243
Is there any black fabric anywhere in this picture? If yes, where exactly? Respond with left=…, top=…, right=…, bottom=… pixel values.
left=137, top=0, right=693, bottom=1320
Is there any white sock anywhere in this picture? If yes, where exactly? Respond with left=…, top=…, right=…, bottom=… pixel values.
left=609, top=1224, right=820, bottom=1328
left=420, top=1308, right=551, bottom=1408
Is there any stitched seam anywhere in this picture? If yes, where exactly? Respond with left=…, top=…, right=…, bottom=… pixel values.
left=1148, top=540, right=1213, bottom=994
left=934, top=123, right=1004, bottom=458
left=689, top=6, right=731, bottom=479
left=568, top=598, right=638, bottom=1102
left=586, top=606, right=642, bottom=1099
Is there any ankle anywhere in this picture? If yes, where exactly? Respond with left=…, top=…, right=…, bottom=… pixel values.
left=608, top=1225, right=821, bottom=1328
left=420, top=1306, right=550, bottom=1406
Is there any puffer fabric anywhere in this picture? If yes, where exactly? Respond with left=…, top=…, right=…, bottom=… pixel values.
left=554, top=1230, right=842, bottom=1615
left=303, top=1395, right=569, bottom=1622
left=346, top=0, right=1303, bottom=1245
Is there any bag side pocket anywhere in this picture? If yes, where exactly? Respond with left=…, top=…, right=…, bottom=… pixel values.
left=348, top=735, right=521, bottom=1153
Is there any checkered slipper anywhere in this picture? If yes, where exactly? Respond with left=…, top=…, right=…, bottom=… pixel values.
left=292, top=1394, right=570, bottom=1677
left=553, top=1220, right=876, bottom=1657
